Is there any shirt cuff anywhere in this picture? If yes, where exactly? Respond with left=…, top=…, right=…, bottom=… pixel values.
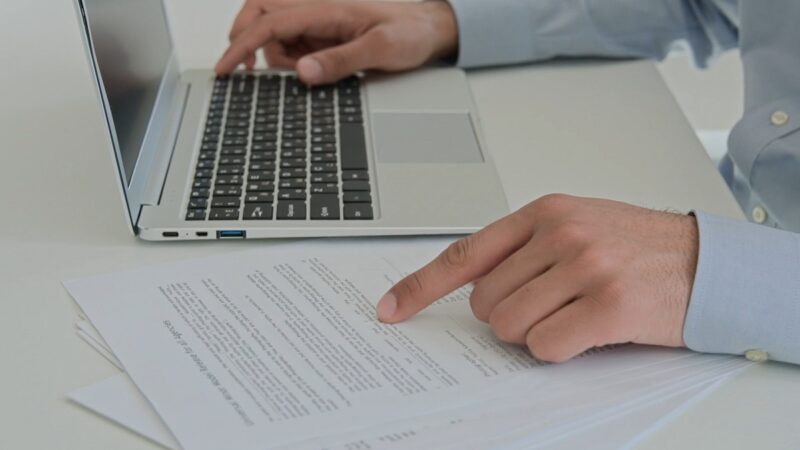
left=684, top=211, right=800, bottom=364
left=447, top=0, right=537, bottom=68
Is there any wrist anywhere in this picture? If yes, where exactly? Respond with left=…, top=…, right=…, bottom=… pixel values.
left=421, top=0, right=458, bottom=61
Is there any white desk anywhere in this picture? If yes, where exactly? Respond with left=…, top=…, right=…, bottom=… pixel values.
left=2, top=1, right=799, bottom=449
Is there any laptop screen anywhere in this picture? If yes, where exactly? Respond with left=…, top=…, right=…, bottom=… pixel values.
left=82, top=0, right=172, bottom=185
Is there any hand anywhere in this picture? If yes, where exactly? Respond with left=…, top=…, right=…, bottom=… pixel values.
left=215, top=0, right=459, bottom=85
left=376, top=194, right=699, bottom=362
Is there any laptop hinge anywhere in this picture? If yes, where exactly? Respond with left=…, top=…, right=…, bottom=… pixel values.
left=139, top=81, right=191, bottom=209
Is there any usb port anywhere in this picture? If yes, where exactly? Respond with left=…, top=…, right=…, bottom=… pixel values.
left=162, top=231, right=179, bottom=238
left=217, top=230, right=246, bottom=239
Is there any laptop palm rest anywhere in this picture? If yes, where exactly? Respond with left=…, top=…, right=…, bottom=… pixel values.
left=372, top=111, right=484, bottom=164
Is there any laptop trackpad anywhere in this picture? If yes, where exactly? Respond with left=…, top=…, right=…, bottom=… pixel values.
left=372, top=112, right=484, bottom=164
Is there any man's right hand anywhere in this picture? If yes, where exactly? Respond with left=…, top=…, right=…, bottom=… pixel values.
left=215, top=0, right=459, bottom=85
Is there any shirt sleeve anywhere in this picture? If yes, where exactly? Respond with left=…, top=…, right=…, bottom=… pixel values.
left=684, top=211, right=800, bottom=365
left=446, top=0, right=739, bottom=69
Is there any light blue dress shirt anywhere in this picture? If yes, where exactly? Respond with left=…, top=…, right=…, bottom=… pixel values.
left=447, top=0, right=800, bottom=364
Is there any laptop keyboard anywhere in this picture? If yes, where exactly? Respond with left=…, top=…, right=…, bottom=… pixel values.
left=185, top=73, right=374, bottom=222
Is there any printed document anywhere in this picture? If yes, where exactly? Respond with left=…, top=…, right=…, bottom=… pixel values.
left=65, top=240, right=556, bottom=450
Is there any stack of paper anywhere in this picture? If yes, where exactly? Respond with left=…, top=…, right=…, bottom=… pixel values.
left=64, top=238, right=749, bottom=449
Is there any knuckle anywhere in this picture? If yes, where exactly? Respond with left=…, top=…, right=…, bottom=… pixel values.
left=526, top=330, right=565, bottom=363
left=441, top=237, right=474, bottom=272
left=575, top=246, right=615, bottom=275
left=551, top=221, right=589, bottom=248
left=488, top=309, right=517, bottom=343
left=397, top=271, right=426, bottom=300
left=468, top=283, right=490, bottom=322
left=532, top=193, right=573, bottom=216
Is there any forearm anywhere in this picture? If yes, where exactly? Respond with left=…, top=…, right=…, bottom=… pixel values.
left=684, top=212, right=800, bottom=365
left=447, top=0, right=739, bottom=68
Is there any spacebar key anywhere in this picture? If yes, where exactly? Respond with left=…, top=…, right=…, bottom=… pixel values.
left=339, top=124, right=368, bottom=170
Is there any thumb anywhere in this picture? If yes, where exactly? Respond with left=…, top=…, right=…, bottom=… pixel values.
left=296, top=34, right=381, bottom=85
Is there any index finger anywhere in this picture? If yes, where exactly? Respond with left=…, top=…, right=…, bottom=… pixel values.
left=376, top=211, right=535, bottom=324
left=215, top=6, right=346, bottom=74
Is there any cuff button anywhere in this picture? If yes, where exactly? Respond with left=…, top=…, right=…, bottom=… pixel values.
left=771, top=110, right=789, bottom=127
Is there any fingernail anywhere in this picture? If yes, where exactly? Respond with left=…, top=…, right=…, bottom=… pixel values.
left=297, top=57, right=323, bottom=84
left=376, top=292, right=397, bottom=322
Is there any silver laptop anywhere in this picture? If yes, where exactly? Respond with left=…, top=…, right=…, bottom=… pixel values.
left=74, top=0, right=508, bottom=240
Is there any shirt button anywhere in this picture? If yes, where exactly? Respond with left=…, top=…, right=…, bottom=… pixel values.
left=771, top=110, right=789, bottom=126
left=745, top=349, right=769, bottom=362
left=752, top=206, right=767, bottom=224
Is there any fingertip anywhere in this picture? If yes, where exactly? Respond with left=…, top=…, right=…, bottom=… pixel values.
left=297, top=56, right=325, bottom=85
left=376, top=292, right=398, bottom=323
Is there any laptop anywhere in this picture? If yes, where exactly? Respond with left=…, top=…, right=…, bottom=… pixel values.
left=73, top=0, right=509, bottom=240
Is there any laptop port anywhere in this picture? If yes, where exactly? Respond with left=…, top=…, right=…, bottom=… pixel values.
left=196, top=231, right=208, bottom=237
left=162, top=231, right=179, bottom=238
left=217, top=230, right=246, bottom=239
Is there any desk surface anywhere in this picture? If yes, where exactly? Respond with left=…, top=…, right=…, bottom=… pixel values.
left=2, top=1, right=799, bottom=449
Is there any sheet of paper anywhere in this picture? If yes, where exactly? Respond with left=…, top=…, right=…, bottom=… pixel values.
left=64, top=241, right=554, bottom=450
left=64, top=240, right=748, bottom=450
left=69, top=374, right=181, bottom=450
left=68, top=358, right=739, bottom=450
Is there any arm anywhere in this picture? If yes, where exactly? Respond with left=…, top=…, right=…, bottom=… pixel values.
left=686, top=212, right=800, bottom=364
left=449, top=0, right=740, bottom=68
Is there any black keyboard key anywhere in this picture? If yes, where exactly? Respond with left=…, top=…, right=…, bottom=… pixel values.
left=340, top=124, right=368, bottom=170
left=338, top=97, right=360, bottom=107
left=311, top=195, right=340, bottom=220
left=220, top=147, right=246, bottom=156
left=252, top=142, right=277, bottom=152
left=311, top=173, right=338, bottom=184
left=216, top=165, right=244, bottom=176
left=195, top=169, right=213, bottom=178
left=278, top=179, right=306, bottom=189
left=245, top=192, right=274, bottom=204
left=219, top=156, right=245, bottom=165
left=280, top=150, right=306, bottom=159
left=311, top=125, right=335, bottom=135
left=247, top=171, right=275, bottom=182
left=344, top=204, right=373, bottom=220
left=216, top=175, right=243, bottom=185
left=280, top=158, right=307, bottom=169
left=310, top=183, right=338, bottom=194
left=311, top=143, right=337, bottom=154
left=196, top=160, right=215, bottom=170
left=247, top=182, right=275, bottom=192
left=311, top=153, right=337, bottom=163
left=342, top=170, right=369, bottom=181
left=311, top=135, right=336, bottom=144
left=280, top=169, right=307, bottom=179
left=211, top=197, right=241, bottom=208
left=209, top=208, right=240, bottom=220
left=188, top=198, right=208, bottom=209
left=201, top=143, right=218, bottom=151
left=243, top=204, right=273, bottom=220
left=278, top=189, right=307, bottom=200
left=193, top=179, right=211, bottom=189
left=340, top=114, right=363, bottom=124
left=311, top=163, right=338, bottom=173
left=253, top=133, right=278, bottom=142
left=191, top=189, right=210, bottom=198
left=277, top=201, right=306, bottom=220
left=186, top=209, right=207, bottom=221
left=249, top=162, right=277, bottom=173
left=214, top=186, right=242, bottom=197
left=198, top=151, right=217, bottom=161
left=342, top=180, right=370, bottom=192
left=343, top=192, right=371, bottom=204
left=250, top=153, right=277, bottom=163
